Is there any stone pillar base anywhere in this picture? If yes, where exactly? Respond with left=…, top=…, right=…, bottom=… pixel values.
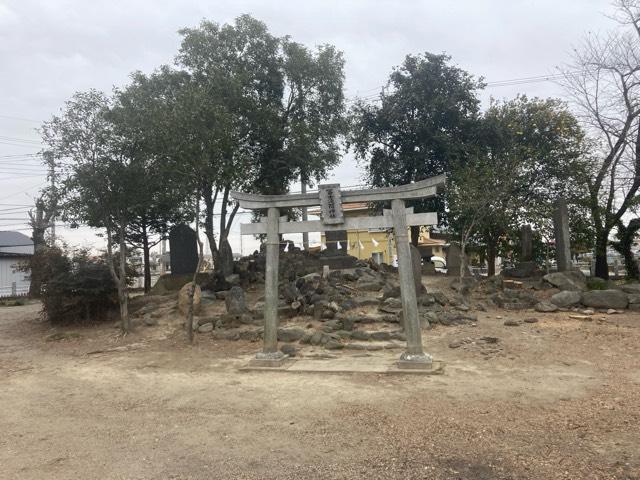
left=250, top=351, right=288, bottom=368
left=397, top=351, right=433, bottom=370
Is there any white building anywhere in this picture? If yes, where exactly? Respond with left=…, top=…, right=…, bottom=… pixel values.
left=0, top=231, right=33, bottom=298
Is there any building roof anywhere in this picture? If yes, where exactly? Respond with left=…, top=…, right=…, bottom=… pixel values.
left=0, top=231, right=34, bottom=257
left=418, top=237, right=446, bottom=247
left=0, top=231, right=33, bottom=248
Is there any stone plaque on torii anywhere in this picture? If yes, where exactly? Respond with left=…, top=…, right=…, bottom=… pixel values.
left=231, top=174, right=446, bottom=369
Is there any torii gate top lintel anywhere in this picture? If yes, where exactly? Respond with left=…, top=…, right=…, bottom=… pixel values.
left=230, top=174, right=446, bottom=210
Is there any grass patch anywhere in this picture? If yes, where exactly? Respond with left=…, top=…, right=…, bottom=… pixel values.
left=0, top=297, right=27, bottom=307
left=586, top=277, right=608, bottom=290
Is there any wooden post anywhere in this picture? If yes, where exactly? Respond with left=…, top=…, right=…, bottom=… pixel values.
left=254, top=206, right=286, bottom=365
left=391, top=199, right=432, bottom=368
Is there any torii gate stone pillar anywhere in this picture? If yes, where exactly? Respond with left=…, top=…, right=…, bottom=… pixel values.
left=232, top=175, right=445, bottom=369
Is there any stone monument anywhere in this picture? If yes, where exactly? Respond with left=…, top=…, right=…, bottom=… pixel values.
left=169, top=224, right=198, bottom=275
left=553, top=199, right=572, bottom=271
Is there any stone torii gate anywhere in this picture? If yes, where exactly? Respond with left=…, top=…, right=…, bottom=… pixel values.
left=231, top=174, right=446, bottom=369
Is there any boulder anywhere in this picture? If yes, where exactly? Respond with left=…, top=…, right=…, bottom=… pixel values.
left=431, top=291, right=449, bottom=306
left=506, top=261, right=538, bottom=278
left=543, top=270, right=586, bottom=291
left=225, top=286, right=248, bottom=315
left=534, top=301, right=558, bottom=313
left=582, top=290, right=628, bottom=310
left=280, top=344, right=298, bottom=357
left=379, top=297, right=402, bottom=314
left=438, top=311, right=477, bottom=326
left=627, top=293, right=640, bottom=304
left=178, top=282, right=202, bottom=316
left=356, top=277, right=384, bottom=291
left=381, top=282, right=401, bottom=300
left=197, top=322, right=214, bottom=333
left=325, top=339, right=344, bottom=350
left=418, top=293, right=436, bottom=306
left=321, top=319, right=343, bottom=332
left=370, top=331, right=391, bottom=341
left=352, top=297, right=380, bottom=307
left=621, top=283, right=640, bottom=294
left=550, top=290, right=582, bottom=308
left=277, top=327, right=305, bottom=343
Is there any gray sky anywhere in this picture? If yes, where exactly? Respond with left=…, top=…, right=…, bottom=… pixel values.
left=0, top=0, right=613, bottom=254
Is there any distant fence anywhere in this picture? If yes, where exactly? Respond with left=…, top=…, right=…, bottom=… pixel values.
left=0, top=282, right=29, bottom=298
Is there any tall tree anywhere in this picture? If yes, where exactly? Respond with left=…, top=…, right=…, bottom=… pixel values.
left=350, top=52, right=484, bottom=243
left=176, top=15, right=346, bottom=273
left=109, top=70, right=192, bottom=292
left=561, top=0, right=640, bottom=279
left=611, top=218, right=640, bottom=279
left=41, top=90, right=140, bottom=332
left=447, top=154, right=521, bottom=281
left=478, top=96, right=587, bottom=274
left=27, top=151, right=58, bottom=297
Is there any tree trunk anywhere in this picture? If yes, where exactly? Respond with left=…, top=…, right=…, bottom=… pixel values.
left=203, top=182, right=219, bottom=268
left=410, top=225, right=420, bottom=246
left=186, top=196, right=205, bottom=344
left=118, top=227, right=130, bottom=332
left=216, top=237, right=234, bottom=277
left=142, top=225, right=151, bottom=293
left=460, top=240, right=468, bottom=282
left=612, top=219, right=640, bottom=281
left=28, top=227, right=46, bottom=298
left=594, top=231, right=609, bottom=280
left=487, top=241, right=496, bottom=277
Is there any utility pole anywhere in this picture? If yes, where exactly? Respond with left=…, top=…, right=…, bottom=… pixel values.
left=46, top=152, right=56, bottom=245
left=301, top=177, right=309, bottom=250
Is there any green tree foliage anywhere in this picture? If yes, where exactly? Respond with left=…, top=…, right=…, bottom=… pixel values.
left=475, top=96, right=587, bottom=274
left=350, top=52, right=483, bottom=242
left=109, top=71, right=193, bottom=292
left=611, top=218, right=640, bottom=280
left=175, top=15, right=346, bottom=274
left=447, top=154, right=520, bottom=279
left=41, top=90, right=139, bottom=331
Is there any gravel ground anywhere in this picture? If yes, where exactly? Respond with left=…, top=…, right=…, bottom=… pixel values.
left=1, top=292, right=639, bottom=480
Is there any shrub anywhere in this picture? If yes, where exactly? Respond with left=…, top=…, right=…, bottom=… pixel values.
left=586, top=277, right=608, bottom=290
left=40, top=247, right=120, bottom=324
left=0, top=298, right=26, bottom=307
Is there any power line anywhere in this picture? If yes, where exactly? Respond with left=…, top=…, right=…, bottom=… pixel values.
left=0, top=153, right=42, bottom=159
left=345, top=70, right=582, bottom=105
left=0, top=181, right=47, bottom=202
left=0, top=114, right=42, bottom=123
left=0, top=136, right=42, bottom=145
left=0, top=174, right=47, bottom=180
left=0, top=141, right=40, bottom=149
left=0, top=206, right=32, bottom=212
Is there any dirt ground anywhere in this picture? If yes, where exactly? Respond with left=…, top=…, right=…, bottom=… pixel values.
left=1, top=277, right=640, bottom=480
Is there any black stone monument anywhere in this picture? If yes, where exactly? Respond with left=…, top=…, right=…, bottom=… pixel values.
left=169, top=224, right=198, bottom=275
